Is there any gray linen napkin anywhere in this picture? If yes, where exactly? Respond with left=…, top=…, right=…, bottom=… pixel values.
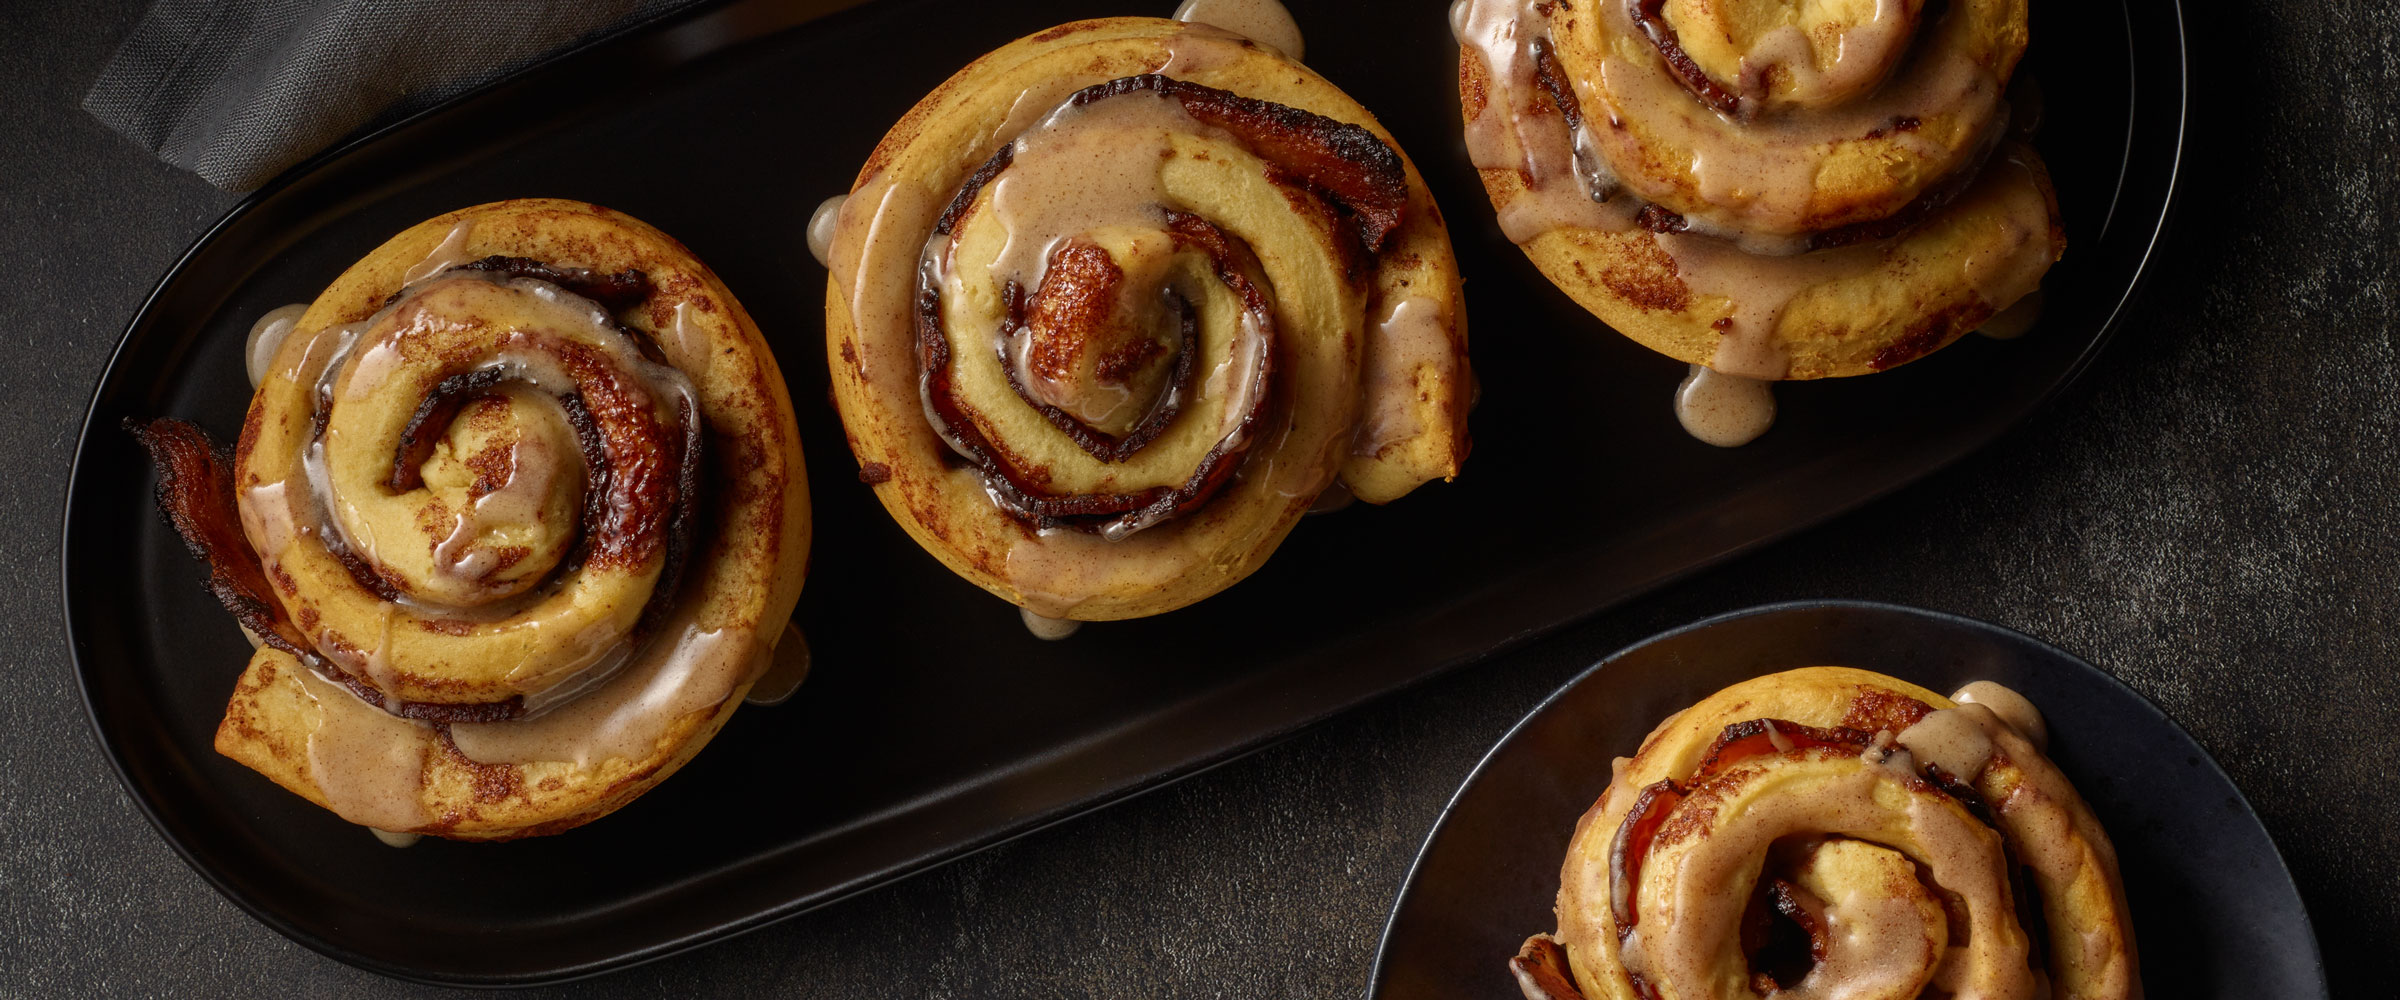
left=84, top=0, right=707, bottom=192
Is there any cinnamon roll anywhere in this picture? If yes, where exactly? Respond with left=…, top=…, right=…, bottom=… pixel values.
left=133, top=199, right=810, bottom=840
left=818, top=16, right=1470, bottom=626
left=1515, top=667, right=2138, bottom=1000
left=1454, top=0, right=2063, bottom=443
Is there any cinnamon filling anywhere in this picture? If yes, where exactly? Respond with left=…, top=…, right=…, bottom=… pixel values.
left=1628, top=0, right=1747, bottom=118
left=1604, top=712, right=2005, bottom=986
left=914, top=74, right=1407, bottom=536
left=137, top=260, right=702, bottom=724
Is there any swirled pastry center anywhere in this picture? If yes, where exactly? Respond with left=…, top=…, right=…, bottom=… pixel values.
left=1655, top=0, right=1924, bottom=114
left=915, top=74, right=1405, bottom=539
left=1533, top=671, right=2138, bottom=1000
left=238, top=262, right=702, bottom=717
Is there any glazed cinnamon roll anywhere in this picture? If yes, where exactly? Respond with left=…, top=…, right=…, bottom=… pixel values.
left=134, top=199, right=809, bottom=840
left=1515, top=667, right=2138, bottom=1000
left=818, top=16, right=1470, bottom=627
left=1454, top=0, right=2062, bottom=443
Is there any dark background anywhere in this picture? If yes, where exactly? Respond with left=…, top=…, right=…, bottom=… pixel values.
left=2, top=1, right=2389, bottom=997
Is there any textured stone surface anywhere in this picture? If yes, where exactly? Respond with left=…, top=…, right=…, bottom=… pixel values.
left=1, top=1, right=2391, bottom=997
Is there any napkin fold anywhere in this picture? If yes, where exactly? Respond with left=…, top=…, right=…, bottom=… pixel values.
left=84, top=0, right=706, bottom=192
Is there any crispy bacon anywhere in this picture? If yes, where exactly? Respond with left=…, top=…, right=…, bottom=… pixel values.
left=1605, top=712, right=2002, bottom=949
left=135, top=259, right=699, bottom=724
left=1693, top=719, right=1873, bottom=778
left=1071, top=74, right=1410, bottom=253
left=128, top=418, right=312, bottom=660
left=458, top=255, right=649, bottom=312
left=919, top=98, right=1299, bottom=534
left=1509, top=935, right=1588, bottom=1000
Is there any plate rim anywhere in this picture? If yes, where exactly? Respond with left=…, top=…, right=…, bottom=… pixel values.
left=59, top=0, right=2194, bottom=986
left=1362, top=598, right=2330, bottom=999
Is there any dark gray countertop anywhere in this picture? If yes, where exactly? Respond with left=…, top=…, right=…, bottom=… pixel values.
left=3, top=1, right=2391, bottom=996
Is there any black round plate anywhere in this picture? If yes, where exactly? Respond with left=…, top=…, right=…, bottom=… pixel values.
left=1368, top=601, right=2325, bottom=999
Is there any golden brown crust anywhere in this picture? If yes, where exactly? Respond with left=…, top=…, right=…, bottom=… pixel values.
left=211, top=199, right=810, bottom=840
left=1510, top=151, right=2062, bottom=379
left=825, top=18, right=1468, bottom=620
left=1544, top=667, right=2138, bottom=1000
left=1458, top=1, right=2063, bottom=379
left=1584, top=0, right=2029, bottom=234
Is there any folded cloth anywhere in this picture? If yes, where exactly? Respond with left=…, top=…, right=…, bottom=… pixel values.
left=84, top=0, right=707, bottom=192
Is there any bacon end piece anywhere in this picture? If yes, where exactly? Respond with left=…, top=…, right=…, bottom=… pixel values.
left=127, top=418, right=311, bottom=660
left=1509, top=935, right=1589, bottom=1000
left=1069, top=74, right=1410, bottom=253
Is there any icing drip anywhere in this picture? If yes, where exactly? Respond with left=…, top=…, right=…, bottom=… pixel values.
left=449, top=605, right=769, bottom=769
left=744, top=621, right=813, bottom=707
left=1307, top=480, right=1355, bottom=515
left=1452, top=0, right=1631, bottom=243
left=244, top=303, right=311, bottom=388
left=1157, top=21, right=1263, bottom=77
left=1354, top=295, right=1458, bottom=458
left=293, top=666, right=430, bottom=831
left=1173, top=0, right=1304, bottom=61
left=1898, top=704, right=2000, bottom=782
left=370, top=829, right=423, bottom=848
left=1951, top=679, right=2050, bottom=750
left=1655, top=233, right=1886, bottom=379
left=1978, top=288, right=2045, bottom=340
left=1021, top=606, right=1083, bottom=640
left=1589, top=0, right=2005, bottom=246
left=807, top=194, right=848, bottom=269
left=1673, top=364, right=1776, bottom=447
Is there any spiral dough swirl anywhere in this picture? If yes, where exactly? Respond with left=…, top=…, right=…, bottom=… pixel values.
left=826, top=18, right=1471, bottom=620
left=1516, top=667, right=2138, bottom=1000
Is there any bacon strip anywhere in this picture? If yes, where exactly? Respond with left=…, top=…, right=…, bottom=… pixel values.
left=1605, top=714, right=2001, bottom=947
left=136, top=259, right=700, bottom=725
left=1095, top=74, right=1411, bottom=253
left=1510, top=935, right=1588, bottom=1000
left=128, top=418, right=313, bottom=660
left=919, top=88, right=1307, bottom=534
